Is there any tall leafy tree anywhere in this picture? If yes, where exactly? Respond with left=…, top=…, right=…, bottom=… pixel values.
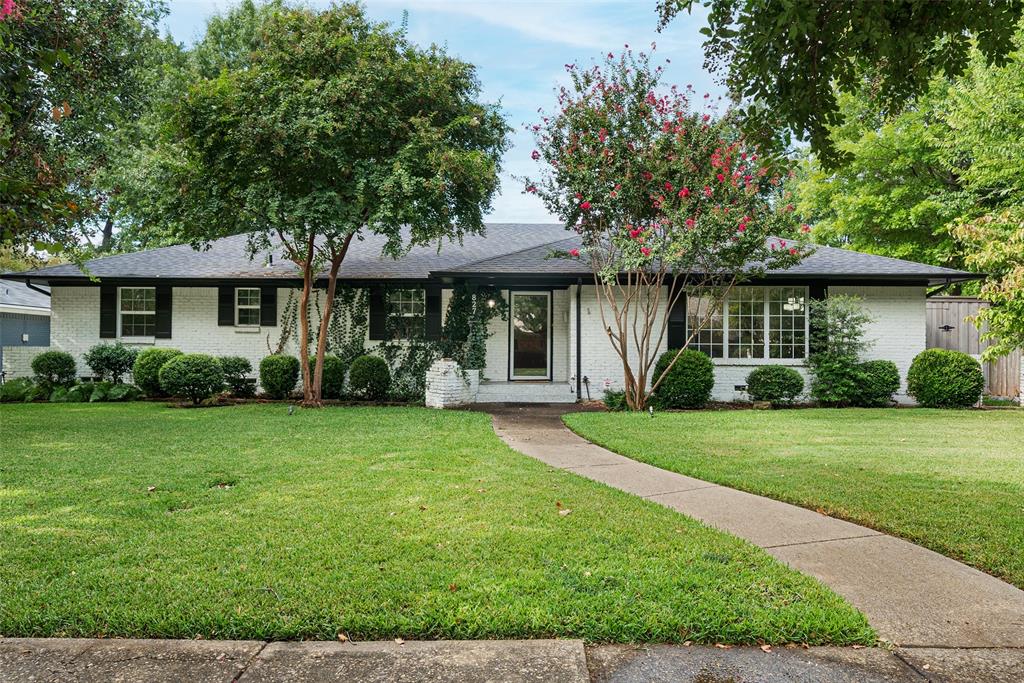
left=147, top=1, right=508, bottom=405
left=0, top=0, right=167, bottom=258
left=526, top=50, right=803, bottom=410
left=657, top=0, right=1024, bottom=166
left=791, top=86, right=973, bottom=269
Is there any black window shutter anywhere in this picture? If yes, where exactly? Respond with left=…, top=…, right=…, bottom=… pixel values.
left=808, top=283, right=827, bottom=355
left=424, top=285, right=442, bottom=340
left=260, top=286, right=277, bottom=327
left=368, top=286, right=387, bottom=340
left=667, top=289, right=687, bottom=350
left=99, top=283, right=117, bottom=338
left=154, top=285, right=172, bottom=339
left=218, top=285, right=234, bottom=326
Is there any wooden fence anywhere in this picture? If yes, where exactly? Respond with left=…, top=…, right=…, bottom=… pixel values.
left=926, top=297, right=1022, bottom=398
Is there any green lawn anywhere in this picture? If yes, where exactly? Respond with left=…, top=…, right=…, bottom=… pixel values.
left=564, top=409, right=1024, bottom=588
left=0, top=403, right=871, bottom=644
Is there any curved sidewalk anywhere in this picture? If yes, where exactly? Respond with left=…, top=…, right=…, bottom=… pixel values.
left=485, top=404, right=1024, bottom=652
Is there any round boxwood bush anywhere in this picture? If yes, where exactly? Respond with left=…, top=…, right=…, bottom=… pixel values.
left=159, top=354, right=224, bottom=405
left=348, top=355, right=391, bottom=401
left=853, top=360, right=901, bottom=407
left=30, top=350, right=77, bottom=390
left=83, top=342, right=138, bottom=382
left=311, top=354, right=347, bottom=399
left=651, top=349, right=714, bottom=409
left=907, top=349, right=984, bottom=408
left=133, top=348, right=183, bottom=397
left=259, top=354, right=300, bottom=399
left=220, top=356, right=255, bottom=398
left=746, top=365, right=804, bottom=406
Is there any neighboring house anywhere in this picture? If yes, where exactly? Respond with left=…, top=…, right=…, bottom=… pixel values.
left=0, top=278, right=51, bottom=381
left=1, top=225, right=979, bottom=403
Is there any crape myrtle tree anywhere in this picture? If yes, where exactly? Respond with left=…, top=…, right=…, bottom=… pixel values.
left=153, top=1, right=508, bottom=405
left=526, top=49, right=804, bottom=411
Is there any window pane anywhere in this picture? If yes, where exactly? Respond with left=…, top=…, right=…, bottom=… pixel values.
left=388, top=289, right=426, bottom=339
left=237, top=308, right=261, bottom=326
left=727, top=287, right=764, bottom=358
left=121, top=313, right=155, bottom=337
left=768, top=287, right=807, bottom=359
left=686, top=294, right=724, bottom=358
left=121, top=288, right=155, bottom=313
left=237, top=288, right=260, bottom=307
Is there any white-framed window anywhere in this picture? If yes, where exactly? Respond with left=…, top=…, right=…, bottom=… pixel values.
left=686, top=286, right=808, bottom=360
left=388, top=288, right=425, bottom=339
left=119, top=287, right=155, bottom=337
left=236, top=287, right=261, bottom=326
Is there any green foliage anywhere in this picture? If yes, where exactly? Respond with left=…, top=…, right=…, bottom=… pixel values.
left=807, top=354, right=861, bottom=407
left=854, top=360, right=901, bottom=408
left=310, top=355, right=346, bottom=400
left=159, top=354, right=224, bottom=405
left=658, top=0, right=1024, bottom=167
left=219, top=356, right=255, bottom=398
left=0, top=0, right=169, bottom=256
left=809, top=295, right=874, bottom=357
left=30, top=351, right=77, bottom=390
left=438, top=284, right=507, bottom=370
left=133, top=348, right=183, bottom=397
left=651, top=349, right=715, bottom=410
left=907, top=349, right=984, bottom=408
left=259, top=355, right=300, bottom=400
left=0, top=378, right=41, bottom=403
left=65, top=383, right=94, bottom=403
left=602, top=389, right=629, bottom=412
left=325, top=287, right=368, bottom=367
left=133, top=1, right=508, bottom=401
left=83, top=342, right=139, bottom=382
left=50, top=382, right=137, bottom=403
left=746, top=366, right=804, bottom=406
left=527, top=49, right=803, bottom=410
left=349, top=355, right=391, bottom=401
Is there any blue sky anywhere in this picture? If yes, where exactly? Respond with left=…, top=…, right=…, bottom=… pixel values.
left=162, top=1, right=721, bottom=223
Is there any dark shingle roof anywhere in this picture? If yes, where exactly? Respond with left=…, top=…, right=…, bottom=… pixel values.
left=0, top=279, right=50, bottom=311
left=2, top=224, right=979, bottom=285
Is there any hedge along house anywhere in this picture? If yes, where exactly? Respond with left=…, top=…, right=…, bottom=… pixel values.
left=0, top=279, right=51, bottom=381
left=2, top=224, right=980, bottom=403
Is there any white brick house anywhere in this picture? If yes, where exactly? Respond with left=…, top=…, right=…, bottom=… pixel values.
left=3, top=224, right=978, bottom=403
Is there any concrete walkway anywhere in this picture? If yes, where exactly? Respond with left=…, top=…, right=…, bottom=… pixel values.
left=484, top=406, right=1024, bottom=665
left=8, top=637, right=1024, bottom=682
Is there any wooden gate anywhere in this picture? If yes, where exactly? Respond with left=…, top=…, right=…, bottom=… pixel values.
left=927, top=297, right=1022, bottom=398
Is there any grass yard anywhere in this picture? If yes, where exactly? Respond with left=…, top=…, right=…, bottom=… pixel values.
left=564, top=409, right=1024, bottom=589
left=0, top=403, right=872, bottom=644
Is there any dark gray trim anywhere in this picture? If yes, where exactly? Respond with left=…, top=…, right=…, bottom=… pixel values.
left=99, top=284, right=116, bottom=339
left=217, top=286, right=234, bottom=326
left=260, top=286, right=277, bottom=327
left=424, top=284, right=442, bottom=341
left=507, top=289, right=554, bottom=382
left=368, top=286, right=387, bottom=341
left=154, top=285, right=172, bottom=339
left=575, top=280, right=582, bottom=401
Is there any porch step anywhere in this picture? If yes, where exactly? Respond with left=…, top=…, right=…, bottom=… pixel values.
left=475, top=381, right=577, bottom=404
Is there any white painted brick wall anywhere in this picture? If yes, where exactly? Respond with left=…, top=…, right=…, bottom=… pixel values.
left=831, top=285, right=926, bottom=403
left=1, top=346, right=43, bottom=379
left=49, top=286, right=302, bottom=382
left=570, top=284, right=924, bottom=404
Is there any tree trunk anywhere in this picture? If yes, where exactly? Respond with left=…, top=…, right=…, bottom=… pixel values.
left=309, top=234, right=354, bottom=406
left=100, top=217, right=114, bottom=252
left=297, top=232, right=317, bottom=406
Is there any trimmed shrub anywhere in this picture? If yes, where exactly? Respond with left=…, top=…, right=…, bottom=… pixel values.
left=133, top=348, right=182, bottom=397
left=907, top=349, right=985, bottom=408
left=220, top=356, right=255, bottom=398
left=0, top=377, right=41, bottom=403
left=854, top=360, right=901, bottom=407
left=348, top=355, right=391, bottom=401
left=30, top=350, right=77, bottom=390
left=259, top=354, right=300, bottom=399
left=83, top=342, right=138, bottom=382
left=746, top=365, right=804, bottom=406
left=310, top=354, right=347, bottom=399
left=807, top=353, right=861, bottom=406
left=651, top=349, right=715, bottom=409
left=602, top=389, right=628, bottom=411
left=160, top=354, right=224, bottom=405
